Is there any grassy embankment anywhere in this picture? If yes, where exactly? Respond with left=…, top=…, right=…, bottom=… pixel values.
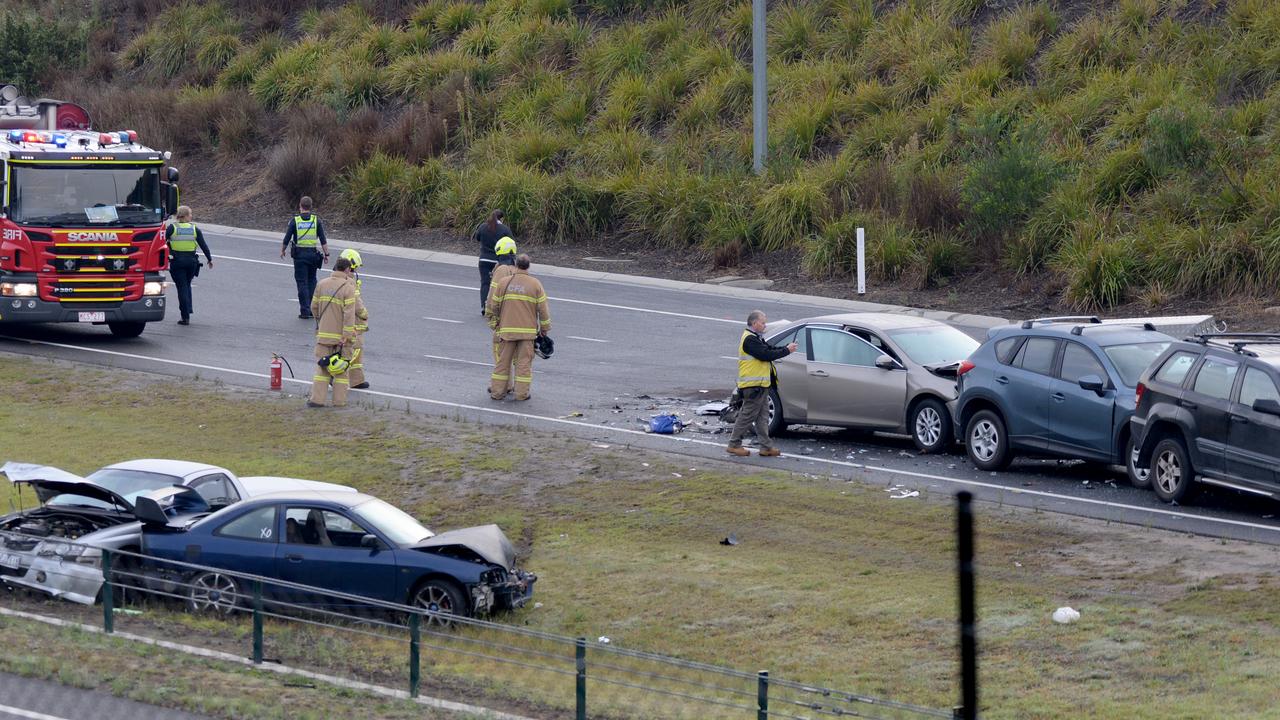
left=1, top=353, right=1280, bottom=718
left=11, top=0, right=1280, bottom=310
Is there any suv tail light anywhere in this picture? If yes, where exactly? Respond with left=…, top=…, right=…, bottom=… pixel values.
left=956, top=360, right=976, bottom=377
left=1135, top=382, right=1146, bottom=406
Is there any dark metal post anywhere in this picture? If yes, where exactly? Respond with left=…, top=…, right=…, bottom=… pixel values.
left=957, top=491, right=978, bottom=720
left=101, top=549, right=114, bottom=634
left=252, top=580, right=263, bottom=664
left=409, top=613, right=421, bottom=699
left=757, top=670, right=769, bottom=720
left=575, top=637, right=587, bottom=720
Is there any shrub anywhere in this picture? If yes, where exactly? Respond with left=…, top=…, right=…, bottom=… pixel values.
left=374, top=106, right=448, bottom=164
left=904, top=167, right=965, bottom=233
left=120, top=2, right=240, bottom=83
left=1091, top=144, right=1154, bottom=204
left=963, top=134, right=1060, bottom=241
left=868, top=221, right=920, bottom=282
left=269, top=137, right=332, bottom=203
left=342, top=152, right=411, bottom=224
left=0, top=12, right=89, bottom=92
left=820, top=0, right=874, bottom=59
left=218, top=34, right=285, bottom=89
left=251, top=39, right=330, bottom=109
left=454, top=163, right=547, bottom=235
left=538, top=174, right=613, bottom=243
left=753, top=176, right=830, bottom=252
left=918, top=234, right=970, bottom=287
left=508, top=126, right=571, bottom=170
left=772, top=4, right=821, bottom=62
left=803, top=214, right=866, bottom=279
left=1141, top=102, right=1212, bottom=177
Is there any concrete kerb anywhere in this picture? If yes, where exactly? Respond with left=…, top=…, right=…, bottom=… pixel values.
left=201, top=223, right=1009, bottom=330
left=0, top=606, right=533, bottom=720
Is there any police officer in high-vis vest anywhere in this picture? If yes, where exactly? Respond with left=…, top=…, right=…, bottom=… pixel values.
left=165, top=205, right=213, bottom=326
left=727, top=310, right=797, bottom=457
left=280, top=195, right=329, bottom=319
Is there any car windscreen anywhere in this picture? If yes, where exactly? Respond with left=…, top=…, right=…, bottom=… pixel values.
left=9, top=164, right=164, bottom=227
left=351, top=498, right=435, bottom=546
left=46, top=468, right=178, bottom=510
left=1104, top=341, right=1172, bottom=387
left=886, top=326, right=980, bottom=366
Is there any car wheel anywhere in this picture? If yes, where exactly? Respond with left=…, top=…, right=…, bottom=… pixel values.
left=766, top=387, right=787, bottom=437
left=1151, top=437, right=1198, bottom=504
left=966, top=410, right=1012, bottom=471
left=411, top=578, right=466, bottom=627
left=910, top=399, right=952, bottom=454
left=1125, top=435, right=1151, bottom=489
left=187, top=571, right=242, bottom=614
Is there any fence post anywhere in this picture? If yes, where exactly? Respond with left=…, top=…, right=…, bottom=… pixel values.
left=252, top=580, right=263, bottom=664
left=957, top=491, right=978, bottom=720
left=575, top=637, right=587, bottom=720
left=856, top=227, right=866, bottom=295
left=409, top=613, right=421, bottom=699
left=757, top=670, right=769, bottom=720
left=101, top=549, right=113, bottom=634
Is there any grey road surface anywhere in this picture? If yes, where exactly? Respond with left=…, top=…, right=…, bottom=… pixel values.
left=0, top=671, right=208, bottom=720
left=3, top=227, right=1280, bottom=544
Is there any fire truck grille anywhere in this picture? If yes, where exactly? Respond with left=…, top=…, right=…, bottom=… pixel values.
left=50, top=278, right=132, bottom=303
left=43, top=244, right=140, bottom=273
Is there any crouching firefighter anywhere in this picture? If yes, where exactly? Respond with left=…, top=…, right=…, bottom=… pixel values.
left=340, top=248, right=371, bottom=390
left=308, top=257, right=358, bottom=407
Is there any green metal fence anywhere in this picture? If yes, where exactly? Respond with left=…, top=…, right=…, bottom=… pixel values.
left=4, top=539, right=958, bottom=719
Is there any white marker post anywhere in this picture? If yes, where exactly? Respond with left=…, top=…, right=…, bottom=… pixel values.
left=856, top=226, right=866, bottom=295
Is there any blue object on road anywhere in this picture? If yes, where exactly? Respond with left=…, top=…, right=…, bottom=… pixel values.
left=648, top=414, right=683, bottom=434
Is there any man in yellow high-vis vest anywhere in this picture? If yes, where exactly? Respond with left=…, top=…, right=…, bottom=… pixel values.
left=727, top=310, right=797, bottom=457
left=165, top=205, right=213, bottom=325
left=280, top=196, right=329, bottom=319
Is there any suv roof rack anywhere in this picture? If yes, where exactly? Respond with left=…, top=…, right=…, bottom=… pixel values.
left=1020, top=316, right=1101, bottom=329
left=1190, top=333, right=1280, bottom=356
left=1070, top=321, right=1156, bottom=335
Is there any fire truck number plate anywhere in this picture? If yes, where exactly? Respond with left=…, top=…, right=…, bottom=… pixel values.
left=77, top=312, right=105, bottom=323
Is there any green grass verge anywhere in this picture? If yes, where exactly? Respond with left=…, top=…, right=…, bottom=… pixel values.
left=2, top=353, right=1279, bottom=718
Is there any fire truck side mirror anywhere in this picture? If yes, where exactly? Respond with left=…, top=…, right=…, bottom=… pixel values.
left=163, top=183, right=179, bottom=217
left=166, top=166, right=180, bottom=183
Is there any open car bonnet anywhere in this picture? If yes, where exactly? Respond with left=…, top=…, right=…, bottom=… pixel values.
left=413, top=524, right=517, bottom=569
left=0, top=461, right=130, bottom=510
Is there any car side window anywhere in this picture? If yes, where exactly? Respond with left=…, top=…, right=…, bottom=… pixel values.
left=810, top=328, right=881, bottom=367
left=1191, top=357, right=1239, bottom=400
left=284, top=508, right=371, bottom=548
left=849, top=329, right=902, bottom=363
left=769, top=328, right=807, bottom=358
left=1013, top=337, right=1058, bottom=376
left=191, top=474, right=239, bottom=509
left=216, top=506, right=277, bottom=542
left=994, top=337, right=1023, bottom=365
left=1059, top=343, right=1106, bottom=384
left=1153, top=351, right=1197, bottom=386
left=1239, top=367, right=1280, bottom=407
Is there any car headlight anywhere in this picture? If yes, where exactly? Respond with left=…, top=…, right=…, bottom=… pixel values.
left=0, top=282, right=37, bottom=297
left=143, top=281, right=166, bottom=296
left=76, top=547, right=102, bottom=567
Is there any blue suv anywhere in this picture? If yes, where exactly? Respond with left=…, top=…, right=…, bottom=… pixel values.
left=953, top=317, right=1172, bottom=480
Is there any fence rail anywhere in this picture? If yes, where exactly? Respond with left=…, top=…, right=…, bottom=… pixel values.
left=0, top=533, right=956, bottom=719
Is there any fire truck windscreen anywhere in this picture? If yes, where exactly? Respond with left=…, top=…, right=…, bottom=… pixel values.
left=8, top=164, right=163, bottom=227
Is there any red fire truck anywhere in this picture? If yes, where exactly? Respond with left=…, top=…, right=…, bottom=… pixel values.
left=0, top=85, right=178, bottom=337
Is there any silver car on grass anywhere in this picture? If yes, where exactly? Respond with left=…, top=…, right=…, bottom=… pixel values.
left=761, top=313, right=980, bottom=452
left=0, top=460, right=352, bottom=604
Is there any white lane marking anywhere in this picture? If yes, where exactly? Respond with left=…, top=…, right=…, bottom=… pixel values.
left=423, top=354, right=490, bottom=367
left=568, top=336, right=608, bottom=343
left=7, top=335, right=1280, bottom=537
left=0, top=705, right=74, bottom=720
left=720, top=356, right=738, bottom=361
left=423, top=317, right=464, bottom=324
left=213, top=254, right=740, bottom=324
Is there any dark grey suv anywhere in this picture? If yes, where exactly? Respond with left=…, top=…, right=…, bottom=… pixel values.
left=1132, top=334, right=1280, bottom=504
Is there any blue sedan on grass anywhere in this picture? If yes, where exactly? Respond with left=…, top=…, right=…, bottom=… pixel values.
left=140, top=490, right=535, bottom=622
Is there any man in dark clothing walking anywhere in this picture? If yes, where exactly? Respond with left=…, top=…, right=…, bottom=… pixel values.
left=280, top=196, right=329, bottom=319
left=165, top=205, right=213, bottom=326
left=474, top=209, right=513, bottom=315
left=727, top=310, right=797, bottom=457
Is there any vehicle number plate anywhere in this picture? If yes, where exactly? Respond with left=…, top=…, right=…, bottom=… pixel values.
left=0, top=552, right=21, bottom=570
left=78, top=312, right=105, bottom=323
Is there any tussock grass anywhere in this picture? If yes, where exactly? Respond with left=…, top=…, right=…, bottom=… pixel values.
left=69, top=0, right=1280, bottom=308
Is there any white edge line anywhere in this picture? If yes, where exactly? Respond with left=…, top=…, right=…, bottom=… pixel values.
left=213, top=254, right=740, bottom=324
left=567, top=336, right=608, bottom=343
left=422, top=317, right=464, bottom=324
left=0, top=607, right=535, bottom=720
left=0, top=704, right=72, bottom=720
left=6, top=336, right=1280, bottom=536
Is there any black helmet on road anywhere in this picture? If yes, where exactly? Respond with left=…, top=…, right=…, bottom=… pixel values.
left=535, top=334, right=554, bottom=359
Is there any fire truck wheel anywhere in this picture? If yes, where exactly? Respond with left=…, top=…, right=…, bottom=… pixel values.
left=108, top=321, right=146, bottom=338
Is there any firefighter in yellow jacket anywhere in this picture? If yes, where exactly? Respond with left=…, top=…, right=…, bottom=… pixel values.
left=308, top=257, right=358, bottom=407
left=340, top=249, right=371, bottom=390
left=486, top=254, right=550, bottom=401
left=486, top=236, right=518, bottom=391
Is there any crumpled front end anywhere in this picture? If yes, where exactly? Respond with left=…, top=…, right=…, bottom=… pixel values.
left=474, top=567, right=537, bottom=614
left=3, top=552, right=103, bottom=605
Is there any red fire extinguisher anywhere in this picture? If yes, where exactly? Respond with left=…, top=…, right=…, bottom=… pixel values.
left=269, top=354, right=283, bottom=390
